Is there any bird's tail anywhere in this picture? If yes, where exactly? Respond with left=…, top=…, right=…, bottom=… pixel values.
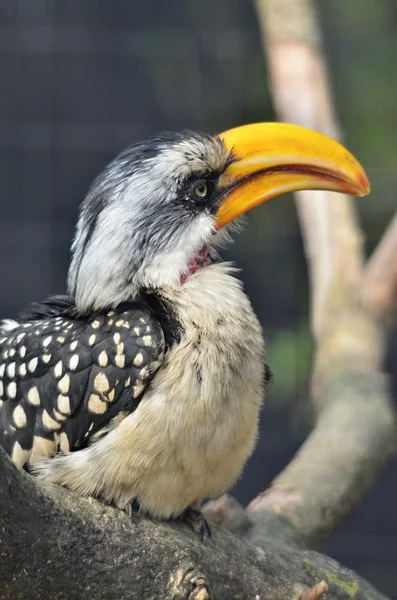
left=30, top=449, right=103, bottom=499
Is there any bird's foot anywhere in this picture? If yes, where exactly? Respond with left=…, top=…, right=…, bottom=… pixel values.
left=101, top=498, right=141, bottom=520
left=179, top=507, right=212, bottom=542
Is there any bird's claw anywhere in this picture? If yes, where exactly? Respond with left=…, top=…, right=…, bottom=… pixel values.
left=122, top=502, right=211, bottom=542
left=124, top=499, right=141, bottom=520
left=180, top=507, right=212, bottom=542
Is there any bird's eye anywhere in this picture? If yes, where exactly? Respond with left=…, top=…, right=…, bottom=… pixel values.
left=194, top=183, right=208, bottom=198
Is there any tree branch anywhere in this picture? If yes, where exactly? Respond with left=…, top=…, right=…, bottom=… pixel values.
left=362, top=211, right=397, bottom=325
left=0, top=447, right=389, bottom=600
left=248, top=0, right=396, bottom=549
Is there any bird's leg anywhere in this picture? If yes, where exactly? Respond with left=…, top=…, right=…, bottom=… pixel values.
left=179, top=507, right=212, bottom=542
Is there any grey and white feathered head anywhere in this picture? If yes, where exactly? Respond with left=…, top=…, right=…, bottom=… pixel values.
left=68, top=131, right=233, bottom=312
left=68, top=123, right=369, bottom=312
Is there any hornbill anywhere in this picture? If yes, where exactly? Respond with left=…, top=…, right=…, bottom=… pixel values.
left=0, top=123, right=369, bottom=538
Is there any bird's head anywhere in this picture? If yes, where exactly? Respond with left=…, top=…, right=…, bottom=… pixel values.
left=68, top=123, right=369, bottom=312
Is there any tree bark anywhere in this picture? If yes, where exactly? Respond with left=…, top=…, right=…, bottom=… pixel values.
left=0, top=447, right=390, bottom=600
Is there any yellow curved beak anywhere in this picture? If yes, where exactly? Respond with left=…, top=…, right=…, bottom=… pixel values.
left=215, top=123, right=370, bottom=229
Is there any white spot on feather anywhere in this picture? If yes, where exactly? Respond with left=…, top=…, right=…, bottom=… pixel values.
left=28, top=386, right=41, bottom=406
left=98, top=351, right=108, bottom=367
left=13, top=405, right=27, bottom=428
left=7, top=362, right=16, bottom=378
left=43, top=336, right=52, bottom=348
left=58, top=373, right=70, bottom=394
left=69, top=354, right=79, bottom=370
left=134, top=352, right=144, bottom=366
left=94, top=372, right=110, bottom=394
left=54, top=361, right=63, bottom=378
left=11, top=442, right=30, bottom=467
left=7, top=382, right=17, bottom=398
left=42, top=410, right=61, bottom=430
left=58, top=394, right=70, bottom=415
left=28, top=357, right=38, bottom=373
left=88, top=393, right=107, bottom=414
left=115, top=354, right=125, bottom=368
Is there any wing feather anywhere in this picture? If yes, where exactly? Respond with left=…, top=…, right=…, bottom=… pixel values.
left=0, top=297, right=165, bottom=467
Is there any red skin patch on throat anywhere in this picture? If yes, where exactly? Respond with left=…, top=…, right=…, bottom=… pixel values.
left=180, top=245, right=211, bottom=283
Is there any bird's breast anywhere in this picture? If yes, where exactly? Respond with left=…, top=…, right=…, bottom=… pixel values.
left=116, top=264, right=266, bottom=514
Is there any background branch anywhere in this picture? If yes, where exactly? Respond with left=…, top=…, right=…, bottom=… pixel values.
left=245, top=0, right=396, bottom=549
left=362, top=211, right=397, bottom=325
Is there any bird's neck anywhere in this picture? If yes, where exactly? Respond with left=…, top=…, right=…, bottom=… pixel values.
left=70, top=242, right=218, bottom=314
left=157, top=263, right=251, bottom=330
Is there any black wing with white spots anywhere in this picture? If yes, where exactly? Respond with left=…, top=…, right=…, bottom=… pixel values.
left=0, top=296, right=167, bottom=468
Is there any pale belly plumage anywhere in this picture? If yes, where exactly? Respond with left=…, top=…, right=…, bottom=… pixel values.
left=35, top=265, right=265, bottom=518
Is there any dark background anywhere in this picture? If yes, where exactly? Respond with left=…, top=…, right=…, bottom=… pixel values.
left=0, top=0, right=396, bottom=594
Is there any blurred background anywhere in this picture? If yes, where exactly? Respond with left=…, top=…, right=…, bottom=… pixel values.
left=0, top=0, right=396, bottom=594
